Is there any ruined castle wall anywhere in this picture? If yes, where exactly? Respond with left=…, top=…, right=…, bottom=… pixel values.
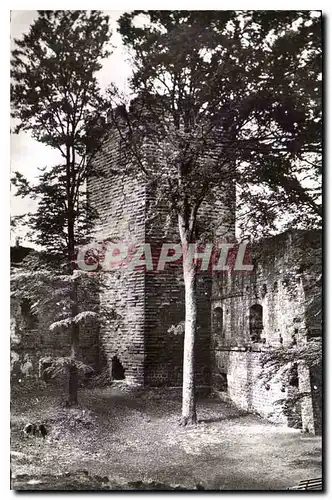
left=142, top=189, right=209, bottom=387
left=88, top=133, right=147, bottom=384
left=142, top=165, right=235, bottom=387
left=88, top=128, right=236, bottom=387
left=213, top=348, right=288, bottom=424
left=211, top=230, right=321, bottom=429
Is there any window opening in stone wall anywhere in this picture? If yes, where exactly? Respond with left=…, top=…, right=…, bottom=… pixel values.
left=249, top=304, right=263, bottom=342
left=112, top=356, right=125, bottom=380
left=213, top=307, right=224, bottom=338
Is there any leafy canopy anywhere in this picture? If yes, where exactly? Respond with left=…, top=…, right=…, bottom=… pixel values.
left=116, top=10, right=322, bottom=237
left=11, top=10, right=112, bottom=257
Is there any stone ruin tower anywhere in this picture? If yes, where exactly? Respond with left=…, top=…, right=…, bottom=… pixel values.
left=87, top=104, right=235, bottom=388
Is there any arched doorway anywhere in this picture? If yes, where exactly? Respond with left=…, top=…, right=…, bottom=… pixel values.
left=111, top=356, right=125, bottom=380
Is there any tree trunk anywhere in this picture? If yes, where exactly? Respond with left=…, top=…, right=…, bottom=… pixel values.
left=67, top=187, right=79, bottom=406
left=68, top=357, right=79, bottom=406
left=68, top=297, right=79, bottom=405
left=179, top=208, right=197, bottom=425
left=67, top=269, right=80, bottom=405
left=180, top=242, right=198, bottom=426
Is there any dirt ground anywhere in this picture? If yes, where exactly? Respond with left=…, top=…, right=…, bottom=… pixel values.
left=10, top=384, right=322, bottom=490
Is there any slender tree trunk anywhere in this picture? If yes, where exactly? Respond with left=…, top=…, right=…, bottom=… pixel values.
left=68, top=280, right=79, bottom=405
left=181, top=261, right=197, bottom=425
left=179, top=212, right=198, bottom=426
left=68, top=348, right=79, bottom=405
left=68, top=365, right=79, bottom=405
left=67, top=181, right=79, bottom=406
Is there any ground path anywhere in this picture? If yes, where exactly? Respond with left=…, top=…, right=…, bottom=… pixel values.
left=11, top=385, right=322, bottom=490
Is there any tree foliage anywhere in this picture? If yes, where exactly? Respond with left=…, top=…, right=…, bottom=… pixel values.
left=117, top=10, right=322, bottom=237
left=113, top=10, right=322, bottom=423
left=11, top=10, right=112, bottom=258
left=11, top=260, right=100, bottom=383
left=11, top=10, right=113, bottom=404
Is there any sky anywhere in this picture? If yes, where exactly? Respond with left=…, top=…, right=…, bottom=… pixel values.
left=10, top=10, right=133, bottom=245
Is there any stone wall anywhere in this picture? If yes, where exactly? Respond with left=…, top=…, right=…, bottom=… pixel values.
left=213, top=348, right=288, bottom=424
left=88, top=130, right=147, bottom=384
left=211, top=229, right=322, bottom=431
left=88, top=125, right=236, bottom=387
